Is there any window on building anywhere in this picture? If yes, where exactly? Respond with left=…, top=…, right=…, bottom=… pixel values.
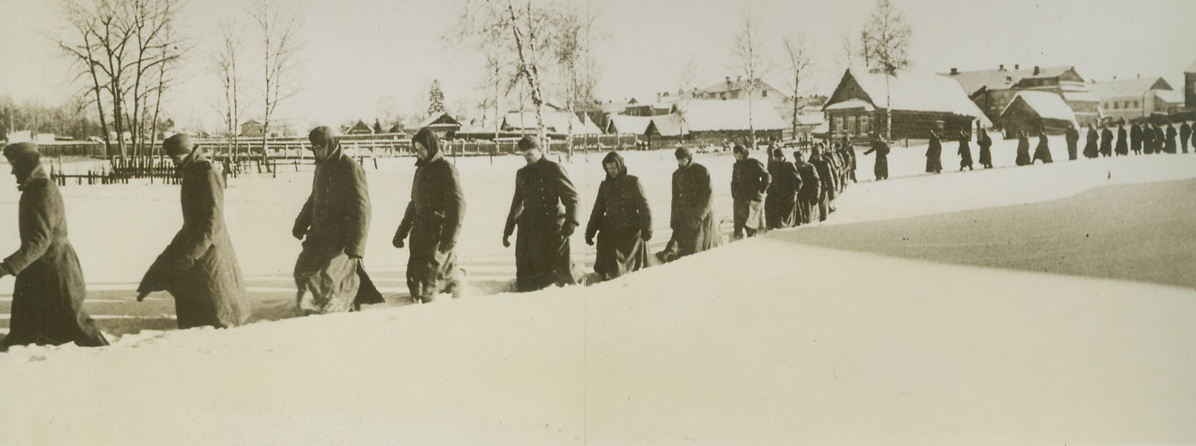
left=1133, top=100, right=1139, bottom=108
left=846, top=116, right=856, bottom=135
left=762, top=90, right=768, bottom=98
left=834, top=116, right=843, bottom=133
left=860, top=116, right=870, bottom=135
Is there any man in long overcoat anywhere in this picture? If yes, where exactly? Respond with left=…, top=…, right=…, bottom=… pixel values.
left=977, top=128, right=994, bottom=169
left=958, top=131, right=974, bottom=171
left=1130, top=122, right=1143, bottom=155
left=1142, top=124, right=1156, bottom=155
left=730, top=144, right=770, bottom=239
left=1180, top=121, right=1192, bottom=154
left=1115, top=123, right=1129, bottom=156
left=393, top=128, right=465, bottom=303
left=1083, top=125, right=1100, bottom=158
left=137, top=134, right=251, bottom=328
left=1016, top=131, right=1032, bottom=165
left=661, top=147, right=719, bottom=261
left=1065, top=124, right=1080, bottom=160
left=1165, top=123, right=1178, bottom=154
left=925, top=130, right=942, bottom=174
left=503, top=136, right=581, bottom=292
left=1153, top=124, right=1165, bottom=154
left=862, top=135, right=889, bottom=180
left=1100, top=124, right=1114, bottom=157
left=293, top=126, right=384, bottom=314
left=1032, top=131, right=1053, bottom=164
left=0, top=143, right=107, bottom=349
left=794, top=150, right=821, bottom=225
left=809, top=147, right=836, bottom=221
left=585, top=151, right=652, bottom=281
left=764, top=148, right=801, bottom=230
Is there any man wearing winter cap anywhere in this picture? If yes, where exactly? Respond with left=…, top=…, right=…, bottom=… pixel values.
left=503, top=136, right=581, bottom=291
left=136, top=134, right=251, bottom=329
left=0, top=142, right=108, bottom=349
left=660, top=144, right=719, bottom=262
left=730, top=144, right=770, bottom=239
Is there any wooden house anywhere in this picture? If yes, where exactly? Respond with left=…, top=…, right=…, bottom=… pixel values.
left=997, top=91, right=1077, bottom=137
left=822, top=68, right=991, bottom=141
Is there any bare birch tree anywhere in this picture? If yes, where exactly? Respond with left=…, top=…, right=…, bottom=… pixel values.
left=250, top=0, right=301, bottom=164
left=860, top=0, right=912, bottom=140
left=732, top=11, right=771, bottom=149
left=782, top=33, right=812, bottom=140
left=213, top=19, right=245, bottom=160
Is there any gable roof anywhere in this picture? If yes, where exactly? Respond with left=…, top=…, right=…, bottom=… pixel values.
left=702, top=77, right=782, bottom=95
left=419, top=112, right=461, bottom=129
left=607, top=115, right=653, bottom=135
left=826, top=68, right=993, bottom=127
left=942, top=66, right=1076, bottom=95
left=1154, top=89, right=1184, bottom=104
left=649, top=113, right=687, bottom=137
left=503, top=110, right=597, bottom=134
left=999, top=91, right=1077, bottom=123
left=1094, top=77, right=1173, bottom=99
left=673, top=99, right=786, bottom=132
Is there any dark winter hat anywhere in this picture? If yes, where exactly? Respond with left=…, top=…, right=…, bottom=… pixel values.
left=3, top=142, right=38, bottom=160
left=733, top=144, right=746, bottom=155
left=411, top=127, right=441, bottom=158
left=516, top=135, right=539, bottom=152
left=162, top=133, right=194, bottom=156
left=674, top=146, right=692, bottom=160
left=792, top=151, right=804, bottom=162
left=308, top=126, right=338, bottom=147
left=771, top=148, right=784, bottom=160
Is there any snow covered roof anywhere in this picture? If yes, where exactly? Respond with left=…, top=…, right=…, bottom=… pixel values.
left=1062, top=91, right=1100, bottom=103
left=827, top=68, right=993, bottom=127
left=824, top=99, right=875, bottom=111
left=502, top=110, right=586, bottom=134
left=942, top=66, right=1076, bottom=95
left=607, top=115, right=653, bottom=135
left=795, top=112, right=825, bottom=126
left=580, top=115, right=604, bottom=135
left=674, top=99, right=786, bottom=132
left=1094, top=77, right=1173, bottom=99
left=1000, top=91, right=1077, bottom=123
left=1154, top=89, right=1184, bottom=104
left=649, top=113, right=688, bottom=137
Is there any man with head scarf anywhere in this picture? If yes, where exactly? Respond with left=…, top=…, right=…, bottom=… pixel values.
left=730, top=144, right=770, bottom=239
left=862, top=134, right=889, bottom=180
left=585, top=151, right=652, bottom=281
left=503, top=136, right=581, bottom=292
left=137, top=134, right=251, bottom=328
left=0, top=142, right=108, bottom=350
left=925, top=130, right=942, bottom=174
left=659, top=146, right=719, bottom=262
left=393, top=128, right=465, bottom=303
left=977, top=127, right=994, bottom=169
left=1065, top=123, right=1080, bottom=160
left=293, top=126, right=384, bottom=314
left=793, top=150, right=821, bottom=225
left=764, top=148, right=801, bottom=229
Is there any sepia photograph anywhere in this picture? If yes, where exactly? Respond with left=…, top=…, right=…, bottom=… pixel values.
left=0, top=0, right=1194, bottom=444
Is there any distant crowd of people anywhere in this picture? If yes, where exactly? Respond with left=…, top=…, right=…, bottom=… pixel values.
left=0, top=129, right=870, bottom=351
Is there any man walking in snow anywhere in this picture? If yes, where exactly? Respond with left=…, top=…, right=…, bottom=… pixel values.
left=1065, top=123, right=1080, bottom=160
left=660, top=147, right=719, bottom=262
left=138, top=134, right=251, bottom=328
left=862, top=135, right=889, bottom=180
left=1181, top=121, right=1192, bottom=154
left=1130, top=122, right=1143, bottom=155
left=794, top=150, right=821, bottom=225
left=925, top=130, right=942, bottom=174
left=393, top=128, right=466, bottom=303
left=1115, top=123, right=1128, bottom=156
left=730, top=144, right=771, bottom=239
left=503, top=136, right=581, bottom=292
left=764, top=148, right=801, bottom=230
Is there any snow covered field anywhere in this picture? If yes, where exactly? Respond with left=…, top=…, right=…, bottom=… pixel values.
left=0, top=136, right=1194, bottom=445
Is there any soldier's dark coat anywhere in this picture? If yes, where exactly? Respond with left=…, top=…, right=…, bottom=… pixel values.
left=958, top=133, right=974, bottom=169
left=1084, top=127, right=1100, bottom=158
left=669, top=161, right=719, bottom=258
left=395, top=129, right=465, bottom=301
left=1130, top=123, right=1143, bottom=154
left=1032, top=133, right=1053, bottom=164
left=731, top=155, right=770, bottom=236
left=795, top=159, right=821, bottom=225
left=1165, top=125, right=1178, bottom=154
left=1115, top=126, right=1128, bottom=156
left=1142, top=125, right=1155, bottom=155
left=1100, top=127, right=1114, bottom=157
left=863, top=139, right=889, bottom=180
left=1065, top=126, right=1080, bottom=160
left=925, top=131, right=942, bottom=173
left=1153, top=126, right=1165, bottom=154
left=139, top=153, right=251, bottom=329
left=1016, top=132, right=1032, bottom=166
left=585, top=152, right=651, bottom=279
left=977, top=130, right=994, bottom=168
left=1181, top=122, right=1192, bottom=153
left=764, top=159, right=801, bottom=229
left=809, top=153, right=835, bottom=221
left=293, top=130, right=383, bottom=313
left=1, top=149, right=107, bottom=349
left=504, top=157, right=581, bottom=292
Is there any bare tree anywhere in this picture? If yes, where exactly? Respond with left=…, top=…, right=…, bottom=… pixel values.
left=782, top=33, right=812, bottom=140
left=860, top=0, right=912, bottom=140
left=838, top=30, right=858, bottom=69
left=57, top=0, right=183, bottom=159
left=249, top=0, right=301, bottom=163
left=732, top=10, right=772, bottom=149
left=677, top=56, right=698, bottom=99
left=213, top=19, right=245, bottom=160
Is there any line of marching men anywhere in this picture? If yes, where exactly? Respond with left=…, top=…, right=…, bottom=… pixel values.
left=0, top=130, right=859, bottom=351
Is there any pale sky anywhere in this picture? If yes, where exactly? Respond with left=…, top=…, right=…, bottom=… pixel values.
left=2, top=0, right=1195, bottom=132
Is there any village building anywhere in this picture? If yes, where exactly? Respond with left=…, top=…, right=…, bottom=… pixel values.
left=1185, top=61, right=1196, bottom=110
left=823, top=68, right=991, bottom=141
left=345, top=120, right=374, bottom=135
left=419, top=112, right=463, bottom=139
left=943, top=65, right=1100, bottom=127
left=673, top=99, right=785, bottom=144
left=997, top=91, right=1078, bottom=138
left=1093, top=77, right=1184, bottom=123
left=239, top=119, right=296, bottom=138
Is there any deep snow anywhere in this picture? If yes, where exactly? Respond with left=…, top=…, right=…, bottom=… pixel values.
left=0, top=135, right=1194, bottom=445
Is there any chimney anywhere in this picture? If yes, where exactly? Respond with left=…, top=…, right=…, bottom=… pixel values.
left=950, top=67, right=958, bottom=75
left=999, top=64, right=1005, bottom=71
left=1033, top=66, right=1040, bottom=75
left=656, top=92, right=661, bottom=102
left=725, top=76, right=732, bottom=88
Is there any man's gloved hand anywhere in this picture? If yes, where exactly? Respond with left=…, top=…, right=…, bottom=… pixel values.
left=560, top=222, right=577, bottom=237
